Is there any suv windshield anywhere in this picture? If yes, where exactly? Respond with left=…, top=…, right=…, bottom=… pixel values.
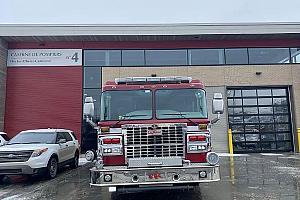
left=0, top=134, right=9, bottom=141
left=156, top=89, right=208, bottom=119
left=101, top=90, right=152, bottom=120
left=8, top=132, right=57, bottom=145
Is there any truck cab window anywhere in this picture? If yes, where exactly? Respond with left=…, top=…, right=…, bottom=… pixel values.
left=101, top=90, right=152, bottom=120
left=155, top=89, right=208, bottom=119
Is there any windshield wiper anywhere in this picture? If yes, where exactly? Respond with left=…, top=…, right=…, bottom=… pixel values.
left=121, top=114, right=149, bottom=118
left=112, top=114, right=149, bottom=128
left=162, top=112, right=198, bottom=126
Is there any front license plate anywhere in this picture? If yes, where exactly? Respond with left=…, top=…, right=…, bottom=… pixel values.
left=146, top=172, right=165, bottom=181
left=147, top=129, right=162, bottom=136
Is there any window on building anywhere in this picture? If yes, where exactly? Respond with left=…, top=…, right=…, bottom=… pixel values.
left=188, top=49, right=225, bottom=65
left=84, top=67, right=101, bottom=88
left=290, top=48, right=300, bottom=63
left=225, top=48, right=248, bottom=64
left=84, top=50, right=121, bottom=66
left=145, top=50, right=188, bottom=66
left=122, top=50, right=145, bottom=66
left=248, top=48, right=290, bottom=64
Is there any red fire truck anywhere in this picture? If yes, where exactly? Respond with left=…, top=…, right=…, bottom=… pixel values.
left=84, top=76, right=224, bottom=193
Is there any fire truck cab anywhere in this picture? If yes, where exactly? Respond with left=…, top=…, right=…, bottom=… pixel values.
left=85, top=76, right=224, bottom=192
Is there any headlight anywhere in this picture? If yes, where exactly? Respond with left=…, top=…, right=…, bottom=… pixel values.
left=31, top=148, right=48, bottom=157
left=206, top=152, right=219, bottom=165
left=189, top=145, right=198, bottom=151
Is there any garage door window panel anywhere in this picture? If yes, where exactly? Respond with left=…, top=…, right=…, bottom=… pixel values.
left=244, top=124, right=259, bottom=133
left=260, top=124, right=274, bottom=133
left=243, top=107, right=258, bottom=115
left=274, top=106, right=289, bottom=114
left=259, top=107, right=273, bottom=114
left=275, top=124, right=290, bottom=132
left=276, top=133, right=291, bottom=141
left=261, top=134, right=275, bottom=141
left=258, top=98, right=272, bottom=105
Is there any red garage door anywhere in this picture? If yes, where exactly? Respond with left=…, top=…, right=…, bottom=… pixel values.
left=4, top=66, right=82, bottom=142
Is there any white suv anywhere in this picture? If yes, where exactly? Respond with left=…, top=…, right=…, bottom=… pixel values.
left=0, top=129, right=80, bottom=180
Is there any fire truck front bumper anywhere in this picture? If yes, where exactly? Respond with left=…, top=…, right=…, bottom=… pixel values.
left=89, top=163, right=220, bottom=187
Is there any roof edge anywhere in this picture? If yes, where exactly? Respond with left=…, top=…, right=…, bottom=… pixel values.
left=1, top=22, right=300, bottom=37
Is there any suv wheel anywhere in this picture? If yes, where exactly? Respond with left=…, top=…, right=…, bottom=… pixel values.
left=70, top=152, right=79, bottom=169
left=47, top=157, right=58, bottom=179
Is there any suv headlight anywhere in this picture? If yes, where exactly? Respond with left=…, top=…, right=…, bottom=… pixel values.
left=31, top=148, right=48, bottom=157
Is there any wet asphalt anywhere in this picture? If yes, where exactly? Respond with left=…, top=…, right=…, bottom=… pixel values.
left=1, top=154, right=300, bottom=200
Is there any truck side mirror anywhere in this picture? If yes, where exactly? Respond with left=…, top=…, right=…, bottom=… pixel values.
left=84, top=96, right=95, bottom=118
left=212, top=93, right=224, bottom=114
left=211, top=93, right=224, bottom=124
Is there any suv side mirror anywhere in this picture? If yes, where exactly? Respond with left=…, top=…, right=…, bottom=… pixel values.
left=58, top=138, right=67, bottom=144
left=212, top=93, right=224, bottom=114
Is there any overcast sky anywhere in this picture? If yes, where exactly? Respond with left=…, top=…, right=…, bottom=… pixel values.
left=1, top=0, right=300, bottom=24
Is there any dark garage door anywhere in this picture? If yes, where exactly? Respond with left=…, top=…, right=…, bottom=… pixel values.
left=227, top=87, right=293, bottom=153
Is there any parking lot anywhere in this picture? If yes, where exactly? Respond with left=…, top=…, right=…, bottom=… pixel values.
left=0, top=154, right=300, bottom=200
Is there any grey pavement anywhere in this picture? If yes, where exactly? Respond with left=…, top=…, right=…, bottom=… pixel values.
left=1, top=153, right=300, bottom=199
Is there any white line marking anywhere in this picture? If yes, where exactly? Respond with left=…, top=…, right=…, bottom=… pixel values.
left=260, top=153, right=284, bottom=156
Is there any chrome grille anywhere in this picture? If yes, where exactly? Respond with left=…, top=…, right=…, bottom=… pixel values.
left=123, top=124, right=186, bottom=159
left=0, top=151, right=33, bottom=163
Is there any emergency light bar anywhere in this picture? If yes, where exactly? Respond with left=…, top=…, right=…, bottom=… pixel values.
left=115, top=76, right=192, bottom=85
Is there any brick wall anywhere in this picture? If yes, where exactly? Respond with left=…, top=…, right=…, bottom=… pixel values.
left=0, top=39, right=7, bottom=131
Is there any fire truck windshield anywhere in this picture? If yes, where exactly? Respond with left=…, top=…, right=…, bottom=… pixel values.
left=156, top=89, right=208, bottom=119
left=100, top=88, right=208, bottom=121
left=101, top=90, right=153, bottom=120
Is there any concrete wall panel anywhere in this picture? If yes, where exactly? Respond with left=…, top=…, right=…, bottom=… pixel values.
left=205, top=86, right=228, bottom=153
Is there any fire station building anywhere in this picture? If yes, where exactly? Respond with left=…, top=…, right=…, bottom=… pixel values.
left=1, top=23, right=300, bottom=153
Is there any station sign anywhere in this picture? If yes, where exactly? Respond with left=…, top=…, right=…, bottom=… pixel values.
left=7, top=49, right=82, bottom=67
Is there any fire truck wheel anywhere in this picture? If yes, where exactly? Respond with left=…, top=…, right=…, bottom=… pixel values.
left=70, top=152, right=79, bottom=169
left=46, top=156, right=58, bottom=179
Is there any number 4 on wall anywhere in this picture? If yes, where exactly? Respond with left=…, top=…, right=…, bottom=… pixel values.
left=71, top=52, right=79, bottom=62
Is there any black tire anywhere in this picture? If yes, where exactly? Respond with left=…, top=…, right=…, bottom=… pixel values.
left=46, top=156, right=58, bottom=179
left=70, top=152, right=79, bottom=169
